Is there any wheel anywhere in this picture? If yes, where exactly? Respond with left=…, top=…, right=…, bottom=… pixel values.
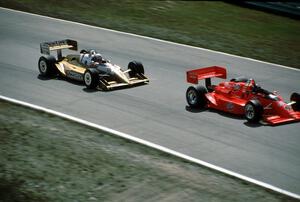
left=38, top=55, right=56, bottom=77
left=128, top=61, right=144, bottom=77
left=84, top=68, right=100, bottom=89
left=244, top=100, right=263, bottom=123
left=186, top=85, right=208, bottom=108
left=290, top=92, right=300, bottom=111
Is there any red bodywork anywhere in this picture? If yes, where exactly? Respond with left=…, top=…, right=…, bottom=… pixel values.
left=186, top=66, right=300, bottom=125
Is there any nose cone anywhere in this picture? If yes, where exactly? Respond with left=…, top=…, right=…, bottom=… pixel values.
left=113, top=68, right=130, bottom=83
left=264, top=101, right=300, bottom=125
left=118, top=71, right=130, bottom=83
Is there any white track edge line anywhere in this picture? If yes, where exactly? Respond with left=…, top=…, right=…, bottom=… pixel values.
left=0, top=6, right=299, bottom=72
left=0, top=94, right=299, bottom=199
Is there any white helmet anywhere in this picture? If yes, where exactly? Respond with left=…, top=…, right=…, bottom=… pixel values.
left=92, top=53, right=102, bottom=63
left=89, top=50, right=96, bottom=56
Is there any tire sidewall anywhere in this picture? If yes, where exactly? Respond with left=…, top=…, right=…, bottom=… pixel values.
left=186, top=85, right=207, bottom=108
left=290, top=92, right=300, bottom=111
left=128, top=61, right=144, bottom=77
left=38, top=56, right=56, bottom=76
left=245, top=100, right=263, bottom=122
left=84, top=69, right=99, bottom=89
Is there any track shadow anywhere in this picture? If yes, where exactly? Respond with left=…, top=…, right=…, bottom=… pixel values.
left=185, top=105, right=264, bottom=128
left=38, top=74, right=93, bottom=88
left=243, top=121, right=263, bottom=128
left=185, top=106, right=206, bottom=113
left=83, top=87, right=102, bottom=93
left=38, top=74, right=148, bottom=93
left=208, top=108, right=244, bottom=121
left=64, top=78, right=85, bottom=87
left=37, top=74, right=58, bottom=81
left=84, top=82, right=149, bottom=93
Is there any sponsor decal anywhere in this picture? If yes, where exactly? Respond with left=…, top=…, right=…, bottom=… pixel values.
left=66, top=70, right=83, bottom=81
left=226, top=102, right=234, bottom=111
left=46, top=40, right=68, bottom=47
left=40, top=43, right=50, bottom=55
left=41, top=40, right=70, bottom=55
left=188, top=72, right=197, bottom=79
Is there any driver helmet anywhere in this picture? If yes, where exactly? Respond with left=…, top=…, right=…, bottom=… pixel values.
left=92, top=53, right=102, bottom=63
left=245, top=78, right=256, bottom=91
left=89, top=50, right=96, bottom=56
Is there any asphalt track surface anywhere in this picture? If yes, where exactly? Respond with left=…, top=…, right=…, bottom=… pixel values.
left=0, top=8, right=300, bottom=195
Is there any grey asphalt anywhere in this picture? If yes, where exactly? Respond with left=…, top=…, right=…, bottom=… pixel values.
left=1, top=8, right=300, bottom=195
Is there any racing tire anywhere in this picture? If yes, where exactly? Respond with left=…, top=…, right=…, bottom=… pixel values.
left=290, top=92, right=300, bottom=111
left=186, top=85, right=208, bottom=108
left=128, top=61, right=144, bottom=77
left=244, top=100, right=263, bottom=123
left=84, top=68, right=100, bottom=89
left=38, top=55, right=56, bottom=77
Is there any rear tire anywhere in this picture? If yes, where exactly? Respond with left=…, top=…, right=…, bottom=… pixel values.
left=84, top=68, right=99, bottom=89
left=128, top=61, right=144, bottom=77
left=186, top=85, right=208, bottom=108
left=244, top=100, right=263, bottom=123
left=38, top=55, right=56, bottom=77
left=290, top=92, right=300, bottom=111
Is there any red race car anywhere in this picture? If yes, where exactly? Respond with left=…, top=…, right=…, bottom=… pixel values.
left=186, top=66, right=300, bottom=125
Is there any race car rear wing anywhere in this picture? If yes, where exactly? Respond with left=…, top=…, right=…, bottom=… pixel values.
left=40, top=39, right=78, bottom=60
left=186, top=66, right=227, bottom=89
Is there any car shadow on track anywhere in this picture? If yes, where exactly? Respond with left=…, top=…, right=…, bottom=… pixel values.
left=37, top=75, right=148, bottom=93
left=37, top=74, right=57, bottom=81
left=185, top=105, right=264, bottom=128
left=185, top=106, right=207, bottom=113
left=83, top=88, right=102, bottom=93
left=243, top=122, right=263, bottom=128
left=37, top=74, right=99, bottom=93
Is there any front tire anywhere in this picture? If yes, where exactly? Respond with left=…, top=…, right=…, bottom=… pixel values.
left=38, top=56, right=56, bottom=77
left=84, top=68, right=99, bottom=89
left=186, top=85, right=208, bottom=108
left=244, top=100, right=263, bottom=123
left=128, top=61, right=144, bottom=77
left=290, top=92, right=300, bottom=111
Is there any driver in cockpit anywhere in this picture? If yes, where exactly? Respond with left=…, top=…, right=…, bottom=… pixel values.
left=80, top=50, right=102, bottom=67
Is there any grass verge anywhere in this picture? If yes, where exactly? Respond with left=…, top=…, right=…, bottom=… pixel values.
left=0, top=99, right=297, bottom=201
left=0, top=0, right=299, bottom=68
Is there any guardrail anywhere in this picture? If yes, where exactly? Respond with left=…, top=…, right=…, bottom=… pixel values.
left=228, top=1, right=300, bottom=19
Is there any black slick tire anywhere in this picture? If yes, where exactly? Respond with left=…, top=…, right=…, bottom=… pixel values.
left=244, top=100, right=263, bottom=123
left=84, top=68, right=99, bottom=89
left=186, top=85, right=208, bottom=108
left=128, top=61, right=144, bottom=77
left=290, top=92, right=300, bottom=111
left=38, top=55, right=56, bottom=77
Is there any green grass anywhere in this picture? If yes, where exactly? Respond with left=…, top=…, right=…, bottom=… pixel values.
left=0, top=0, right=300, bottom=68
left=0, top=100, right=297, bottom=201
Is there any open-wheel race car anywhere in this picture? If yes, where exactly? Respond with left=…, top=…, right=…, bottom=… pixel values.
left=38, top=39, right=149, bottom=90
left=186, top=66, right=300, bottom=125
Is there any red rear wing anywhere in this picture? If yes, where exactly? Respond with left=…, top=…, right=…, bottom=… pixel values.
left=186, top=66, right=227, bottom=84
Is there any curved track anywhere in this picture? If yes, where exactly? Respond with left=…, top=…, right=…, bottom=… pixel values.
left=0, top=8, right=300, bottom=195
